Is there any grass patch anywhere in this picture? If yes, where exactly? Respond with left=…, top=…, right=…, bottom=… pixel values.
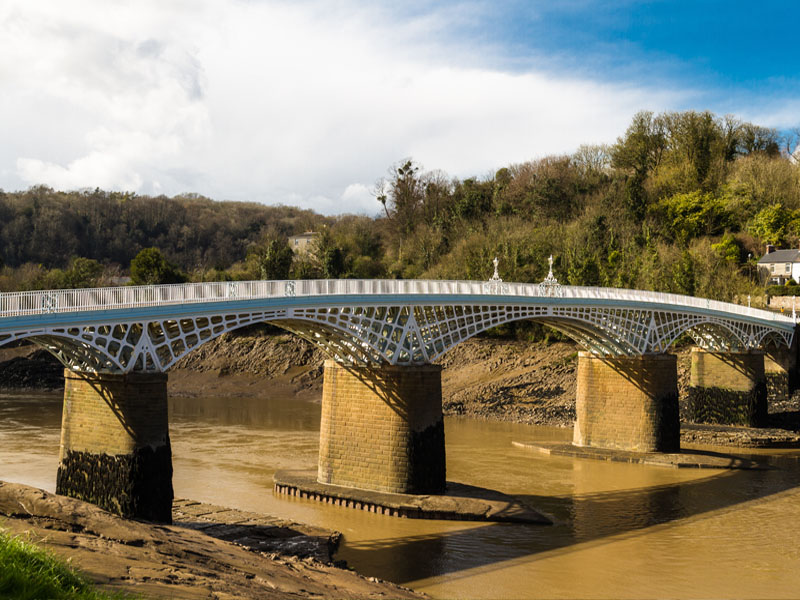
left=0, top=528, right=130, bottom=600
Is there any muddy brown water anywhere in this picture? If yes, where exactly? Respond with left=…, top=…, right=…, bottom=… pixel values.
left=2, top=389, right=800, bottom=599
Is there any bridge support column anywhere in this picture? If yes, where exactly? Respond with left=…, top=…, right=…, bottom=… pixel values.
left=318, top=360, right=445, bottom=494
left=764, top=347, right=797, bottom=404
left=688, top=348, right=766, bottom=427
left=573, top=352, right=679, bottom=453
left=56, top=370, right=173, bottom=522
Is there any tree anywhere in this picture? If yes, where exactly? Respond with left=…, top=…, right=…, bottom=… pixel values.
left=249, top=238, right=293, bottom=280
left=376, top=159, right=425, bottom=238
left=672, top=250, right=696, bottom=296
left=321, top=246, right=345, bottom=279
left=453, top=178, right=493, bottom=220
left=711, top=233, right=741, bottom=263
left=611, top=111, right=667, bottom=175
left=658, top=191, right=730, bottom=242
left=62, top=257, right=104, bottom=288
left=130, top=248, right=185, bottom=285
left=749, top=203, right=797, bottom=246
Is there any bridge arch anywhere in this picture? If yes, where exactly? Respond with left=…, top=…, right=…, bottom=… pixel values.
left=1, top=279, right=795, bottom=373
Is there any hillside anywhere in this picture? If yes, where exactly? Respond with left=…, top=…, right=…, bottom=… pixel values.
left=2, top=110, right=799, bottom=309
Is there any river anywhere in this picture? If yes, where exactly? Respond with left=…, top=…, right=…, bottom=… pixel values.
left=2, top=389, right=800, bottom=599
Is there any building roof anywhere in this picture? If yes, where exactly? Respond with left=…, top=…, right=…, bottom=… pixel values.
left=290, top=231, right=318, bottom=239
left=758, top=249, right=800, bottom=264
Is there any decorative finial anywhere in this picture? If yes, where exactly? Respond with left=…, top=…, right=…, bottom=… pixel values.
left=491, top=256, right=500, bottom=281
left=539, top=254, right=561, bottom=297
left=484, top=256, right=506, bottom=294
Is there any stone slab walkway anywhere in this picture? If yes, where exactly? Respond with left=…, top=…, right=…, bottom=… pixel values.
left=512, top=441, right=766, bottom=469
left=274, top=470, right=551, bottom=524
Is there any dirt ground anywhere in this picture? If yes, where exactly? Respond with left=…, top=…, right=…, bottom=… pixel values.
left=0, top=481, right=423, bottom=600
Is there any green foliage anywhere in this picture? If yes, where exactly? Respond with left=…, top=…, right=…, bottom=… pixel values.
left=611, top=111, right=666, bottom=176
left=0, top=530, right=127, bottom=599
left=3, top=108, right=799, bottom=313
left=658, top=191, right=730, bottom=241
left=453, top=178, right=493, bottom=220
left=321, top=246, right=345, bottom=279
left=0, top=188, right=328, bottom=271
left=749, top=203, right=794, bottom=246
left=672, top=250, right=696, bottom=296
left=61, top=258, right=105, bottom=289
left=711, top=233, right=741, bottom=263
left=768, top=277, right=800, bottom=298
left=248, top=238, right=293, bottom=280
left=129, top=248, right=185, bottom=285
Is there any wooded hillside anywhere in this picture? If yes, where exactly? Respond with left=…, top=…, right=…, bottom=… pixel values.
left=2, top=110, right=799, bottom=304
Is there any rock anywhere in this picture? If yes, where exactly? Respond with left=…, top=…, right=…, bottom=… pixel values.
left=0, top=348, right=63, bottom=389
left=0, top=481, right=425, bottom=599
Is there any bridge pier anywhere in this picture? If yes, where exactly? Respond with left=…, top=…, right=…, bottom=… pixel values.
left=688, top=348, right=767, bottom=427
left=318, top=360, right=445, bottom=494
left=56, top=370, right=173, bottom=522
left=764, top=346, right=797, bottom=404
left=573, top=352, right=680, bottom=453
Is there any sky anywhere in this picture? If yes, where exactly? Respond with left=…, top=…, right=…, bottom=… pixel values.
left=1, top=0, right=798, bottom=215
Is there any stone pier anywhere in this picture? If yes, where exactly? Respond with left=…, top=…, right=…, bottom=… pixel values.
left=318, top=360, right=445, bottom=494
left=573, top=352, right=679, bottom=453
left=764, top=346, right=797, bottom=403
left=56, top=370, right=173, bottom=522
left=688, top=348, right=766, bottom=427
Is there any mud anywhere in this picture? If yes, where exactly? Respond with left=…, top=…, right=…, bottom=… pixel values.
left=0, top=481, right=424, bottom=599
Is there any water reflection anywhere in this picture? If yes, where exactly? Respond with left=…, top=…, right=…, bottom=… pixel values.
left=169, top=394, right=320, bottom=430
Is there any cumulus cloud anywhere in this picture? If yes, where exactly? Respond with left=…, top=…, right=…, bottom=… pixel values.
left=1, top=0, right=691, bottom=213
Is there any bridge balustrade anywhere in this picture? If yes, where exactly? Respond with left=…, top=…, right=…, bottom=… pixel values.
left=0, top=279, right=793, bottom=324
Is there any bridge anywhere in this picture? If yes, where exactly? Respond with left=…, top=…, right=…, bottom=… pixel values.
left=1, top=272, right=797, bottom=522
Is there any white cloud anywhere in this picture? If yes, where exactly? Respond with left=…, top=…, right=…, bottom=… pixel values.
left=341, top=183, right=378, bottom=215
left=1, top=0, right=690, bottom=213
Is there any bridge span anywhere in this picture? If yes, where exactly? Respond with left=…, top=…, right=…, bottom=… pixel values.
left=1, top=277, right=794, bottom=372
left=1, top=277, right=797, bottom=522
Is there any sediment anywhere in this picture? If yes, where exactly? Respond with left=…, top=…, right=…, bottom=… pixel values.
left=0, top=480, right=424, bottom=599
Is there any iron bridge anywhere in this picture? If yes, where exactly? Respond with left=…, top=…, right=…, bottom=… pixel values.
left=0, top=278, right=795, bottom=374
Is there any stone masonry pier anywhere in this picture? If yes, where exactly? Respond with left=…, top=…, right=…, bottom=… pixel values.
left=764, top=346, right=797, bottom=403
left=688, top=349, right=767, bottom=427
left=573, top=352, right=680, bottom=453
left=56, top=370, right=173, bottom=522
left=318, top=360, right=445, bottom=494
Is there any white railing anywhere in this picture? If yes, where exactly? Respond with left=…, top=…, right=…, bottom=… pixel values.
left=0, top=279, right=795, bottom=326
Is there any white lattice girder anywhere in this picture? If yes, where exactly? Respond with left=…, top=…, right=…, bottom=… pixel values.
left=0, top=301, right=794, bottom=373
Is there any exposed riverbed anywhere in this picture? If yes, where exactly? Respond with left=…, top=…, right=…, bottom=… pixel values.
left=2, top=388, right=800, bottom=599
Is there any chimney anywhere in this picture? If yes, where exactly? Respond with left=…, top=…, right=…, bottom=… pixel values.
left=767, top=244, right=776, bottom=254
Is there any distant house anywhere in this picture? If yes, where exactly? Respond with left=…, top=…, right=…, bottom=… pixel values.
left=288, top=231, right=319, bottom=256
left=758, top=245, right=800, bottom=285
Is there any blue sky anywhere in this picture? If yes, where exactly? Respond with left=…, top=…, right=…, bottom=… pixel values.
left=0, top=0, right=797, bottom=214
left=480, top=1, right=798, bottom=89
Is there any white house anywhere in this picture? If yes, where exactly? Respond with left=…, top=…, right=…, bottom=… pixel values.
left=757, top=246, right=800, bottom=285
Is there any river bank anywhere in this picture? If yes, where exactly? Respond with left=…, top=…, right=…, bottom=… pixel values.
left=0, top=481, right=423, bottom=599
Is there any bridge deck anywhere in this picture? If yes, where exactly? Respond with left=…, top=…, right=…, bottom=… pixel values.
left=0, top=280, right=795, bottom=372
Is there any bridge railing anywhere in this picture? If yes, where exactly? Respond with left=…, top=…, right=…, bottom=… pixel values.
left=0, top=279, right=795, bottom=325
